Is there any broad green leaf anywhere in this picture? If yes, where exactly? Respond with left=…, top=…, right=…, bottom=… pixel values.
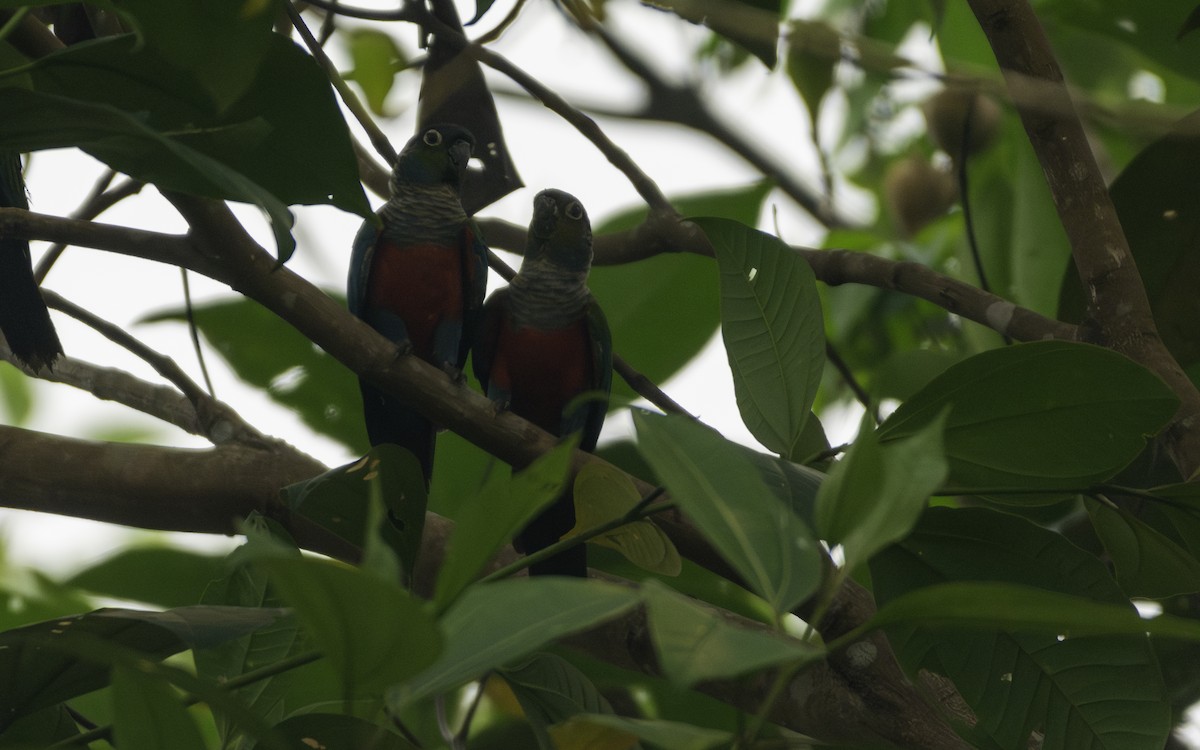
left=594, top=182, right=772, bottom=236
left=113, top=0, right=275, bottom=109
left=644, top=0, right=781, bottom=67
left=0, top=606, right=287, bottom=731
left=0, top=362, right=32, bottom=425
left=1046, top=1, right=1200, bottom=85
left=0, top=704, right=80, bottom=747
left=786, top=20, right=839, bottom=127
left=502, top=652, right=614, bottom=749
left=434, top=441, right=575, bottom=609
left=1084, top=498, right=1200, bottom=598
left=273, top=714, right=418, bottom=750
left=345, top=29, right=404, bottom=115
left=589, top=253, right=719, bottom=404
left=878, top=341, right=1178, bottom=489
left=428, top=429, right=494, bottom=519
left=283, top=445, right=425, bottom=586
left=871, top=580, right=1200, bottom=642
left=642, top=580, right=820, bottom=687
left=570, top=462, right=681, bottom=576
left=62, top=548, right=225, bottom=608
left=633, top=411, right=821, bottom=614
left=557, top=714, right=734, bottom=750
left=744, top=447, right=824, bottom=528
left=1059, top=111, right=1200, bottom=367
left=698, top=217, right=825, bottom=461
left=591, top=183, right=768, bottom=402
left=547, top=718, right=637, bottom=750
left=0, top=86, right=298, bottom=258
left=390, top=579, right=638, bottom=709
left=197, top=546, right=339, bottom=747
left=112, top=665, right=207, bottom=750
left=871, top=507, right=1171, bottom=750
left=256, top=557, right=441, bottom=696
left=143, top=295, right=366, bottom=453
left=30, top=34, right=369, bottom=217
left=816, top=412, right=947, bottom=573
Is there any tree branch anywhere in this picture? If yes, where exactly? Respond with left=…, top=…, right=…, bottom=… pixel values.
left=476, top=215, right=1078, bottom=343
left=969, top=0, right=1200, bottom=478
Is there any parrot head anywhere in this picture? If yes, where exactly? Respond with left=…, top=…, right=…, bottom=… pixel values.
left=527, top=188, right=593, bottom=273
left=391, top=124, right=475, bottom=193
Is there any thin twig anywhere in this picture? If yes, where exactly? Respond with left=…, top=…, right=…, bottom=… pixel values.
left=34, top=173, right=143, bottom=283
left=288, top=1, right=398, bottom=164
left=825, top=341, right=876, bottom=423
left=180, top=268, right=216, bottom=398
left=39, top=289, right=271, bottom=446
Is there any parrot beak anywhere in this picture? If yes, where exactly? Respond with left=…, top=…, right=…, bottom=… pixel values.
left=449, top=139, right=473, bottom=171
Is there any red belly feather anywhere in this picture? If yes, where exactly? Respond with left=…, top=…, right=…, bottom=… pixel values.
left=491, top=317, right=593, bottom=434
left=366, top=241, right=463, bottom=359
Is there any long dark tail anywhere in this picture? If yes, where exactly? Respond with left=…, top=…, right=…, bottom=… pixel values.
left=518, top=494, right=587, bottom=577
left=0, top=152, right=62, bottom=371
left=359, top=381, right=435, bottom=486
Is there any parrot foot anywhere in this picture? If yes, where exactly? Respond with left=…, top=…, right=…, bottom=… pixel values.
left=487, top=396, right=511, bottom=417
left=440, top=362, right=467, bottom=385
left=394, top=340, right=414, bottom=356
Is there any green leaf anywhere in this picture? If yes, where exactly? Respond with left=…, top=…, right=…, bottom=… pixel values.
left=112, top=665, right=207, bottom=750
left=1084, top=498, right=1200, bottom=598
left=284, top=445, right=426, bottom=586
left=113, top=0, right=276, bottom=109
left=142, top=295, right=366, bottom=453
left=391, top=579, right=638, bottom=709
left=698, top=217, right=825, bottom=460
left=0, top=606, right=287, bottom=731
left=644, top=0, right=781, bottom=67
left=877, top=341, right=1178, bottom=489
left=501, top=652, right=614, bottom=749
left=434, top=440, right=575, bottom=609
left=786, top=20, right=839, bottom=127
left=589, top=254, right=719, bottom=404
left=0, top=704, right=81, bottom=748
left=590, top=183, right=767, bottom=402
left=0, top=362, right=32, bottom=425
left=816, top=412, right=948, bottom=573
left=871, top=507, right=1171, bottom=750
left=273, top=714, right=418, bottom=750
left=1047, top=0, right=1200, bottom=85
left=871, top=580, right=1200, bottom=641
left=571, top=463, right=681, bottom=576
left=196, top=545, right=339, bottom=747
left=256, top=557, right=441, bottom=696
left=633, top=411, right=821, bottom=614
left=556, top=714, right=734, bottom=750
left=62, top=548, right=225, bottom=608
left=345, top=29, right=404, bottom=115
left=1059, top=111, right=1200, bottom=367
left=0, top=86, right=298, bottom=259
left=642, top=580, right=820, bottom=687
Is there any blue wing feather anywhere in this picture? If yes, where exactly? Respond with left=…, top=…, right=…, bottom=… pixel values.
left=347, top=216, right=380, bottom=318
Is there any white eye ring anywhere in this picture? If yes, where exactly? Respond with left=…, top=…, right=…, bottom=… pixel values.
left=565, top=201, right=584, bottom=220
left=423, top=129, right=442, bottom=146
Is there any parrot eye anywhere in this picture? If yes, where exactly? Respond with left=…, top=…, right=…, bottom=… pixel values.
left=565, top=201, right=584, bottom=220
left=422, top=129, right=443, bottom=146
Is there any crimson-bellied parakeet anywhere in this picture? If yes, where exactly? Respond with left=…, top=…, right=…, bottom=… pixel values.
left=0, top=151, right=62, bottom=372
left=473, top=189, right=612, bottom=577
left=348, top=125, right=488, bottom=484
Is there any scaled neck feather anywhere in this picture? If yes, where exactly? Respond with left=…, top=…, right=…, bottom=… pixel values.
left=380, top=183, right=466, bottom=244
left=509, top=257, right=590, bottom=330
